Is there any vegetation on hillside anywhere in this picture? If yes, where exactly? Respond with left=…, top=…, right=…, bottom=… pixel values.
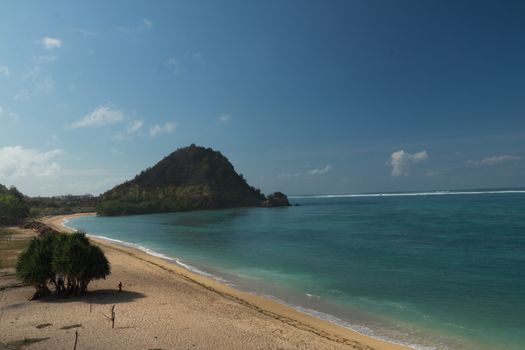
left=98, top=145, right=266, bottom=216
left=0, top=185, right=30, bottom=225
left=16, top=232, right=110, bottom=298
left=27, top=195, right=99, bottom=217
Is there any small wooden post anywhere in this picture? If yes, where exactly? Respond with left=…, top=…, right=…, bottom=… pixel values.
left=89, top=303, right=92, bottom=313
left=73, top=330, right=78, bottom=350
left=111, top=305, right=116, bottom=329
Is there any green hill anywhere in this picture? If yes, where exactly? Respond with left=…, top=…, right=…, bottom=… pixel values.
left=97, top=145, right=266, bottom=216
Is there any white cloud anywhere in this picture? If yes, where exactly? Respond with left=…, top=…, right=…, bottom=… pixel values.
left=390, top=150, right=428, bottom=177
left=113, top=120, right=144, bottom=141
left=117, top=18, right=153, bottom=32
left=149, top=122, right=176, bottom=137
left=0, top=65, right=9, bottom=76
left=0, top=107, right=3, bottom=115
left=468, top=155, right=521, bottom=167
left=308, top=165, right=332, bottom=175
left=42, top=37, right=62, bottom=49
left=219, top=114, right=230, bottom=123
left=70, top=105, right=125, bottom=129
left=0, top=146, right=63, bottom=178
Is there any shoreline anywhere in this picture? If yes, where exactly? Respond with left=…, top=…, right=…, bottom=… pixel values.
left=46, top=212, right=412, bottom=350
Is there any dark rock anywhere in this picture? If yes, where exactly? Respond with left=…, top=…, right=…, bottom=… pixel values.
left=261, top=192, right=290, bottom=207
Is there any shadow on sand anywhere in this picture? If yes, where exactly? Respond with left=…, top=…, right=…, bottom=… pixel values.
left=39, top=289, right=146, bottom=305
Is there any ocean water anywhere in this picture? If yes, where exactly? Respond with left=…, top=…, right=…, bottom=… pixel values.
left=68, top=190, right=525, bottom=350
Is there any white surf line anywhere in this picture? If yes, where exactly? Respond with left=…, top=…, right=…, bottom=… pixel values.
left=289, top=190, right=525, bottom=199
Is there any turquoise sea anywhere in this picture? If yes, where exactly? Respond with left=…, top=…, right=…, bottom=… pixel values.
left=68, top=190, right=525, bottom=350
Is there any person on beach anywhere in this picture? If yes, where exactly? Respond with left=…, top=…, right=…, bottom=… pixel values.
left=57, top=276, right=65, bottom=293
left=118, top=281, right=123, bottom=292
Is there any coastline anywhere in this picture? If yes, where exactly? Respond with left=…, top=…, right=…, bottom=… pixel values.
left=44, top=212, right=412, bottom=350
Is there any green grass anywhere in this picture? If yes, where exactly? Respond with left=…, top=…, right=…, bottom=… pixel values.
left=0, top=228, right=31, bottom=269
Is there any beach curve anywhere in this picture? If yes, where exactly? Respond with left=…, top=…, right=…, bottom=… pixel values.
left=6, top=212, right=412, bottom=350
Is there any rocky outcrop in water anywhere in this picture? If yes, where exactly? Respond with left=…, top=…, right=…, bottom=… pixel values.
left=261, top=192, right=290, bottom=207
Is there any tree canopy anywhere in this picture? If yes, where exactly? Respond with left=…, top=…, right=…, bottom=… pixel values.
left=16, top=232, right=110, bottom=298
left=0, top=184, right=29, bottom=225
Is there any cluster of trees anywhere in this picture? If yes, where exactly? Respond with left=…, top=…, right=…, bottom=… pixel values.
left=0, top=184, right=30, bottom=225
left=27, top=195, right=99, bottom=217
left=98, top=184, right=214, bottom=215
left=16, top=232, right=110, bottom=298
left=98, top=145, right=265, bottom=216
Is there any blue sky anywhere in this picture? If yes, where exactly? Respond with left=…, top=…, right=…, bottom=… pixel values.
left=1, top=1, right=524, bottom=196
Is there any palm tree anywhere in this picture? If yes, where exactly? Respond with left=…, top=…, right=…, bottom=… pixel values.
left=16, top=235, right=55, bottom=297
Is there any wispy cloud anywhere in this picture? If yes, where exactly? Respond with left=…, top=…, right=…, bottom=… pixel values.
left=219, top=114, right=230, bottom=123
left=24, top=66, right=56, bottom=95
left=164, top=57, right=181, bottom=74
left=278, top=165, right=333, bottom=179
left=113, top=120, right=144, bottom=141
left=390, top=150, right=428, bottom=177
left=185, top=50, right=205, bottom=65
left=111, top=148, right=124, bottom=155
left=42, top=37, right=62, bottom=49
left=117, top=18, right=153, bottom=32
left=8, top=112, right=19, bottom=121
left=468, top=155, right=521, bottom=167
left=0, top=146, right=63, bottom=178
left=0, top=65, right=9, bottom=76
left=16, top=53, right=58, bottom=100
left=277, top=172, right=301, bottom=179
left=33, top=54, right=58, bottom=63
left=425, top=169, right=447, bottom=177
left=142, top=18, right=153, bottom=28
left=307, top=165, right=332, bottom=175
left=69, top=105, right=125, bottom=129
left=68, top=28, right=97, bottom=37
left=13, top=90, right=30, bottom=101
left=0, top=107, right=19, bottom=122
left=149, top=122, right=176, bottom=137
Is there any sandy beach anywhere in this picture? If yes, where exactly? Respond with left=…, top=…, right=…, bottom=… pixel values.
left=0, top=213, right=411, bottom=350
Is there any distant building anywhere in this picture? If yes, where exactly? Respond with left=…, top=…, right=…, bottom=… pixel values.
left=54, top=194, right=96, bottom=201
